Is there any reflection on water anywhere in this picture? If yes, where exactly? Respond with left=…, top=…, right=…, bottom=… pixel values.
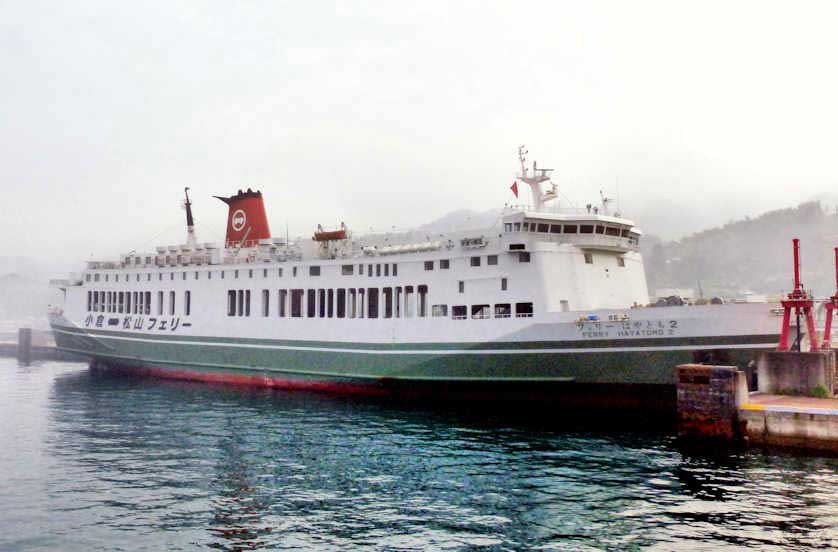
left=1, top=360, right=837, bottom=551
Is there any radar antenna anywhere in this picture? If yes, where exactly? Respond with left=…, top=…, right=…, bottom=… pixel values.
left=183, top=187, right=197, bottom=248
left=517, top=145, right=558, bottom=211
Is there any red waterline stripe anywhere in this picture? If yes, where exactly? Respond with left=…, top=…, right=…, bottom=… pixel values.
left=102, top=364, right=390, bottom=397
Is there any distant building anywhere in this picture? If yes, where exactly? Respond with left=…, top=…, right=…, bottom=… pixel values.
left=653, top=288, right=695, bottom=302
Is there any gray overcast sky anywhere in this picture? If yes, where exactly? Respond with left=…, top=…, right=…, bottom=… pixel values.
left=2, top=1, right=838, bottom=264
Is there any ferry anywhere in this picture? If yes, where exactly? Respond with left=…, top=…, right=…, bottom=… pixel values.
left=48, top=148, right=781, bottom=409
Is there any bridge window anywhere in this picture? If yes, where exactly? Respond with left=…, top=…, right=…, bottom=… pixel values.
left=495, top=304, right=511, bottom=318
left=452, top=305, right=467, bottom=320
left=537, top=223, right=549, bottom=233
left=564, top=224, right=578, bottom=234
left=515, top=302, right=533, bottom=317
left=621, top=229, right=630, bottom=237
left=580, top=225, right=594, bottom=234
left=471, top=304, right=490, bottom=319
left=596, top=225, right=605, bottom=234
left=550, top=224, right=561, bottom=234
left=605, top=226, right=620, bottom=237
left=585, top=253, right=594, bottom=264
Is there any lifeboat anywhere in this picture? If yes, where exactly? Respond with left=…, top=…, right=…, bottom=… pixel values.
left=313, top=223, right=348, bottom=242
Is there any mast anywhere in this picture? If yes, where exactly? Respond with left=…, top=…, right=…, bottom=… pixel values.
left=184, top=187, right=197, bottom=248
left=517, top=145, right=558, bottom=211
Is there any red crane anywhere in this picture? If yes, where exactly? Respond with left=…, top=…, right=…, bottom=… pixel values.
left=820, top=247, right=838, bottom=349
left=777, top=239, right=820, bottom=351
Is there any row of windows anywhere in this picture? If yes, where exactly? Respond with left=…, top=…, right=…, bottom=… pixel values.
left=225, top=288, right=532, bottom=321
left=504, top=221, right=634, bottom=238
left=86, top=290, right=190, bottom=316
left=85, top=263, right=404, bottom=283
left=230, top=286, right=430, bottom=319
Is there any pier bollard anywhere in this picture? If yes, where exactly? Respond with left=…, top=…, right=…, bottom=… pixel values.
left=676, top=364, right=745, bottom=442
left=18, top=328, right=32, bottom=365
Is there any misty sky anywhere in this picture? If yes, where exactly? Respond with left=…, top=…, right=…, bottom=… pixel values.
left=2, top=1, right=838, bottom=265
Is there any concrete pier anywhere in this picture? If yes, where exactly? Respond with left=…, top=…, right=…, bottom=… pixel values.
left=677, top=358, right=838, bottom=452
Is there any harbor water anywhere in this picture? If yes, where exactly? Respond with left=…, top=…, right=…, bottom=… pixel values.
left=2, top=358, right=838, bottom=551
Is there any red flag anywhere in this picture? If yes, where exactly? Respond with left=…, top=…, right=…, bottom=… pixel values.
left=510, top=181, right=518, bottom=198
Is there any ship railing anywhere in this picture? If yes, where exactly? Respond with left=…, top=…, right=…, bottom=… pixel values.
left=504, top=204, right=625, bottom=217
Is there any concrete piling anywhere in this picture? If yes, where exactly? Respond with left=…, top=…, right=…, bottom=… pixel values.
left=17, top=328, right=32, bottom=365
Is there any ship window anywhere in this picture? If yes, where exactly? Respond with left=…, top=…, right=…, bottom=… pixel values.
left=418, top=285, right=428, bottom=317
left=158, top=291, right=164, bottom=315
left=605, top=226, right=620, bottom=237
left=278, top=268, right=283, bottom=277
left=367, top=288, right=379, bottom=318
left=621, top=229, right=630, bottom=237
left=318, top=289, right=326, bottom=318
left=337, top=289, right=346, bottom=318
left=440, top=259, right=450, bottom=269
left=488, top=255, right=498, bottom=265
left=115, top=275, right=119, bottom=283
left=147, top=274, right=151, bottom=282
left=596, top=225, right=605, bottom=234
left=208, top=271, right=212, bottom=280
left=237, top=290, right=244, bottom=316
left=432, top=304, right=448, bottom=317
left=328, top=289, right=334, bottom=318
left=94, top=273, right=100, bottom=282
left=384, top=264, right=389, bottom=277
left=458, top=281, right=465, bottom=293
left=537, top=223, right=549, bottom=233
left=87, top=291, right=92, bottom=311
left=393, top=287, right=401, bottom=318
left=170, top=272, right=174, bottom=280
left=522, top=222, right=529, bottom=231
left=550, top=224, right=561, bottom=234
left=470, top=256, right=481, bottom=267
left=358, top=264, right=363, bottom=275
left=404, top=286, right=414, bottom=318
left=584, top=253, right=594, bottom=264
left=424, top=261, right=434, bottom=271
left=293, top=267, right=298, bottom=277
left=291, top=289, right=303, bottom=317
left=452, top=305, right=467, bottom=320
left=342, top=264, right=354, bottom=275
left=278, top=289, right=288, bottom=317
left=580, top=225, right=594, bottom=234
left=529, top=223, right=537, bottom=233
left=495, top=304, right=511, bottom=318
left=393, top=263, right=398, bottom=277
left=183, top=272, right=187, bottom=280
left=195, top=271, right=199, bottom=280
left=348, top=288, right=357, bottom=318
left=145, top=291, right=151, bottom=315
left=383, top=287, right=393, bottom=318
left=376, top=264, right=381, bottom=277
left=560, top=300, right=570, bottom=312
left=471, top=305, right=491, bottom=319
left=519, top=252, right=531, bottom=263
left=170, top=291, right=176, bottom=316
left=262, top=289, right=270, bottom=317
left=310, top=266, right=321, bottom=277
left=185, top=291, right=191, bottom=316
left=221, top=271, right=225, bottom=279
left=133, top=292, right=139, bottom=314
left=85, top=274, right=91, bottom=282
left=515, top=302, right=533, bottom=317
left=249, top=269, right=256, bottom=278
left=368, top=265, right=373, bottom=277
left=564, top=225, right=578, bottom=234
left=234, top=270, right=239, bottom=279
left=105, top=275, right=109, bottom=282
left=307, top=289, right=316, bottom=318
left=501, top=277, right=508, bottom=291
left=617, top=257, right=626, bottom=267
left=513, top=223, right=521, bottom=231
left=509, top=243, right=526, bottom=250
left=504, top=223, right=512, bottom=232
left=245, top=290, right=251, bottom=316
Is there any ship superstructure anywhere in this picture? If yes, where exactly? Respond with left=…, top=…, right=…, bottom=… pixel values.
left=49, top=149, right=781, bottom=407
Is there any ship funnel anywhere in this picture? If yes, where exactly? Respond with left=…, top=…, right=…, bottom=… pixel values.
left=214, top=189, right=271, bottom=248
